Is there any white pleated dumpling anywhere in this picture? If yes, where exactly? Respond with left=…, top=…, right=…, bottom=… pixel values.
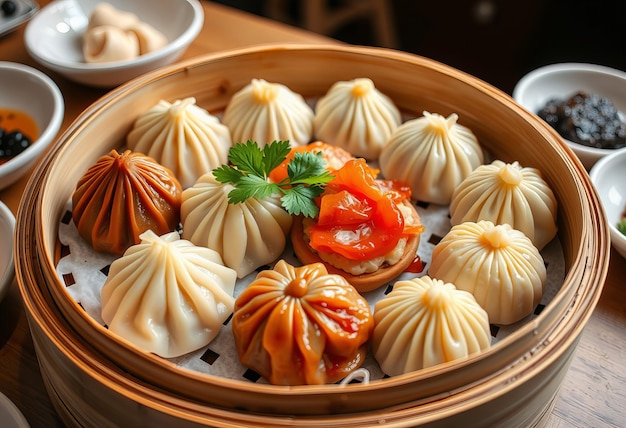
left=127, top=98, right=232, bottom=189
left=180, top=173, right=293, bottom=278
left=83, top=25, right=140, bottom=63
left=429, top=220, right=546, bottom=325
left=372, top=276, right=491, bottom=376
left=82, top=3, right=167, bottom=63
left=449, top=160, right=558, bottom=250
left=379, top=111, right=484, bottom=204
left=313, top=78, right=401, bottom=159
left=222, top=79, right=314, bottom=147
left=101, top=230, right=237, bottom=358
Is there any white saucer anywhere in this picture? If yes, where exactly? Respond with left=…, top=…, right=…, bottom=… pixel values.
left=0, top=392, right=29, bottom=428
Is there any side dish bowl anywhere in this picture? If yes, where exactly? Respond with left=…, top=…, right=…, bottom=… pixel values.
left=513, top=63, right=626, bottom=170
left=24, top=0, right=204, bottom=87
left=0, top=201, right=16, bottom=304
left=589, top=147, right=626, bottom=259
left=0, top=62, right=64, bottom=190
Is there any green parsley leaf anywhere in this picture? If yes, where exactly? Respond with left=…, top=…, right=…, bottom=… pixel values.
left=212, top=164, right=244, bottom=184
left=288, top=152, right=333, bottom=184
left=281, top=185, right=321, bottom=218
left=212, top=140, right=334, bottom=217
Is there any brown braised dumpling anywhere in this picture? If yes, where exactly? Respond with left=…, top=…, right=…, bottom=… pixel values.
left=71, top=149, right=182, bottom=255
left=231, top=259, right=374, bottom=385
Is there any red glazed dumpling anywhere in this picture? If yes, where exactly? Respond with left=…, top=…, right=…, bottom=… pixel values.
left=72, top=149, right=182, bottom=255
left=231, top=259, right=374, bottom=385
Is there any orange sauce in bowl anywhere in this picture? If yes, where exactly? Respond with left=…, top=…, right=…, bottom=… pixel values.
left=0, top=108, right=40, bottom=164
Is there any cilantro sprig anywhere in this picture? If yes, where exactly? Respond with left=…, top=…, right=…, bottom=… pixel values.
left=212, top=140, right=334, bottom=218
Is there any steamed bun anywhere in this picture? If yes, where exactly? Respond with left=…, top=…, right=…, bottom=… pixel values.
left=101, top=230, right=237, bottom=358
left=429, top=220, right=546, bottom=325
left=127, top=98, right=232, bottom=189
left=449, top=160, right=558, bottom=250
left=313, top=78, right=401, bottom=159
left=71, top=149, right=182, bottom=255
left=379, top=111, right=484, bottom=204
left=372, top=275, right=491, bottom=376
left=222, top=79, right=314, bottom=146
left=181, top=172, right=293, bottom=278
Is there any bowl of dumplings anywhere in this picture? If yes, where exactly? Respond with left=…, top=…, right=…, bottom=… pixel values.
left=15, top=45, right=610, bottom=427
left=24, top=0, right=204, bottom=87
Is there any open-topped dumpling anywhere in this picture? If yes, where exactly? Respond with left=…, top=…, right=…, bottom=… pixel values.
left=222, top=79, right=314, bottom=146
left=180, top=172, right=293, bottom=278
left=429, top=220, right=546, bottom=325
left=127, top=98, right=232, bottom=189
left=101, top=230, right=237, bottom=358
left=71, top=149, right=182, bottom=255
left=313, top=78, right=401, bottom=160
left=372, top=275, right=491, bottom=376
left=231, top=260, right=374, bottom=385
left=449, top=160, right=558, bottom=250
left=379, top=111, right=484, bottom=204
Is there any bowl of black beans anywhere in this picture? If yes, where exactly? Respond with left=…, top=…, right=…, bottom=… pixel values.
left=513, top=63, right=626, bottom=170
left=0, top=61, right=64, bottom=190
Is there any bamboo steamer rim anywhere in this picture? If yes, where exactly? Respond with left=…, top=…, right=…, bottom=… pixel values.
left=15, top=44, right=610, bottom=419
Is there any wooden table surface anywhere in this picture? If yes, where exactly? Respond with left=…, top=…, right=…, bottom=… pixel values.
left=0, top=1, right=624, bottom=427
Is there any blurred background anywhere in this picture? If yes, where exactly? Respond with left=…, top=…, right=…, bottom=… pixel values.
left=211, top=0, right=626, bottom=95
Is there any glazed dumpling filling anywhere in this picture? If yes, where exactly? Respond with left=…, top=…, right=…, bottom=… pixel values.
left=290, top=158, right=424, bottom=292
left=313, top=78, right=401, bottom=160
left=379, top=111, right=484, bottom=204
left=101, top=230, right=237, bottom=358
left=71, top=149, right=182, bottom=255
left=449, top=160, right=558, bottom=250
left=372, top=275, right=491, bottom=376
left=222, top=79, right=314, bottom=146
left=180, top=172, right=293, bottom=278
left=127, top=98, right=232, bottom=189
left=231, top=260, right=373, bottom=385
left=429, top=220, right=547, bottom=325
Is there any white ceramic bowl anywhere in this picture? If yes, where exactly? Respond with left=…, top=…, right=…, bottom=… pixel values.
left=513, top=63, right=626, bottom=170
left=0, top=201, right=16, bottom=304
left=0, top=62, right=64, bottom=190
left=24, top=0, right=204, bottom=88
left=589, top=147, right=626, bottom=259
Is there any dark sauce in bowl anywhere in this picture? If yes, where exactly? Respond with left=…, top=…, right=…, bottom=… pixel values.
left=537, top=91, right=626, bottom=150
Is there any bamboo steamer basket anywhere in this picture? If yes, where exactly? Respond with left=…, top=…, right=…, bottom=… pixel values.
left=15, top=44, right=609, bottom=427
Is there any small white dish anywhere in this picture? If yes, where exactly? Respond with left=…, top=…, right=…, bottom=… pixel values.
left=513, top=63, right=626, bottom=170
left=0, top=61, right=64, bottom=190
left=24, top=0, right=204, bottom=88
left=0, top=392, right=29, bottom=428
left=0, top=200, right=16, bottom=304
left=589, top=147, right=626, bottom=260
